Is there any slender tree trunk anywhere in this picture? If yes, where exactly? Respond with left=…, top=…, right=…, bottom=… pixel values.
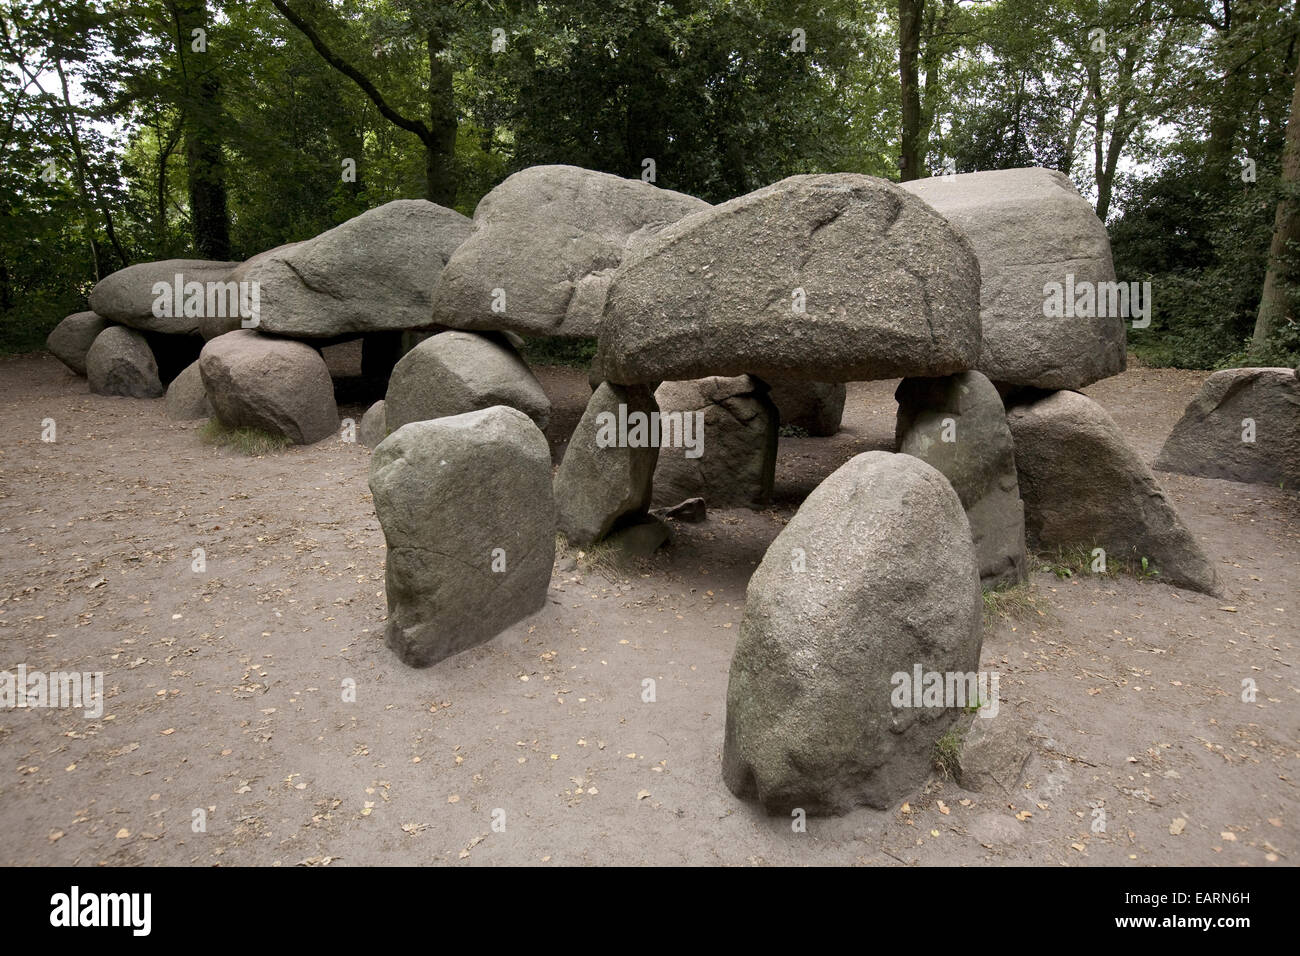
left=172, top=0, right=231, bottom=260
left=898, top=0, right=924, bottom=181
left=1251, top=56, right=1300, bottom=351
left=425, top=26, right=457, bottom=206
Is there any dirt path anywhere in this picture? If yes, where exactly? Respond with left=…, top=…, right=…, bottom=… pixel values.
left=0, top=352, right=1295, bottom=866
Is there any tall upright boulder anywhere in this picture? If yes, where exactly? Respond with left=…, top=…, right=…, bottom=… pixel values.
left=652, top=376, right=778, bottom=508
left=554, top=382, right=659, bottom=547
left=1007, top=390, right=1220, bottom=595
left=1155, top=368, right=1300, bottom=487
left=431, top=165, right=708, bottom=338
left=370, top=406, right=556, bottom=667
left=722, top=451, right=983, bottom=815
left=895, top=371, right=1027, bottom=588
left=598, top=173, right=981, bottom=385
left=900, top=168, right=1125, bottom=390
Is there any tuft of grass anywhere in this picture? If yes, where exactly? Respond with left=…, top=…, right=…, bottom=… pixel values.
left=1034, top=545, right=1164, bottom=584
left=778, top=423, right=810, bottom=438
left=932, top=729, right=964, bottom=779
left=199, top=419, right=291, bottom=456
left=982, top=579, right=1047, bottom=629
left=554, top=533, right=625, bottom=583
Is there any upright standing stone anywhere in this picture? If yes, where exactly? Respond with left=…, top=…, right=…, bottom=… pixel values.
left=723, top=451, right=983, bottom=815
left=164, top=360, right=213, bottom=420
left=652, top=376, right=777, bottom=508
left=554, top=383, right=659, bottom=547
left=895, top=371, right=1027, bottom=588
left=369, top=406, right=556, bottom=667
left=1155, top=368, right=1300, bottom=487
left=764, top=380, right=846, bottom=436
left=86, top=326, right=163, bottom=398
left=1008, top=389, right=1220, bottom=595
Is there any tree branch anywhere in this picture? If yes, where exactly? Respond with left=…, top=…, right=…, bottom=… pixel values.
left=269, top=0, right=432, bottom=144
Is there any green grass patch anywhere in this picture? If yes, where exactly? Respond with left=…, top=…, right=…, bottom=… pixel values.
left=199, top=419, right=291, bottom=456
left=932, top=729, right=964, bottom=779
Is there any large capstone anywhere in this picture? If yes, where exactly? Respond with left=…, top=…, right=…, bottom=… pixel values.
left=554, top=382, right=659, bottom=547
left=895, top=371, right=1027, bottom=588
left=88, top=259, right=241, bottom=335
left=384, top=330, right=551, bottom=433
left=86, top=325, right=163, bottom=398
left=369, top=406, right=556, bottom=667
left=722, top=451, right=984, bottom=815
left=47, top=311, right=111, bottom=376
left=431, top=165, right=708, bottom=338
left=652, top=375, right=777, bottom=508
left=248, top=200, right=472, bottom=338
left=1155, top=368, right=1300, bottom=487
left=1007, top=389, right=1220, bottom=595
left=598, top=173, right=981, bottom=384
left=900, top=168, right=1125, bottom=390
left=199, top=330, right=339, bottom=445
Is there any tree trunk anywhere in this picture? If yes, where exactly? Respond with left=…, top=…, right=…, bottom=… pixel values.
left=898, top=0, right=924, bottom=181
left=425, top=26, right=458, bottom=207
left=1251, top=55, right=1300, bottom=351
left=172, top=0, right=231, bottom=260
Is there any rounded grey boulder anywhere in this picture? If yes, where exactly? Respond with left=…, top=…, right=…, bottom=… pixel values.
left=86, top=325, right=163, bottom=398
left=900, top=168, right=1125, bottom=390
left=652, top=375, right=777, bottom=508
left=764, top=380, right=846, bottom=436
left=1155, top=368, right=1300, bottom=487
left=895, top=371, right=1027, bottom=588
left=384, top=330, right=551, bottom=433
left=554, top=382, right=658, bottom=547
left=164, top=359, right=213, bottom=420
left=47, top=311, right=111, bottom=375
left=248, top=200, right=472, bottom=338
left=359, top=399, right=386, bottom=447
left=199, top=330, right=339, bottom=445
left=722, top=451, right=983, bottom=815
left=88, top=259, right=241, bottom=335
left=370, top=406, right=556, bottom=667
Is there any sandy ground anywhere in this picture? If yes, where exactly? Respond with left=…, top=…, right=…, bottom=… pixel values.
left=0, top=348, right=1295, bottom=866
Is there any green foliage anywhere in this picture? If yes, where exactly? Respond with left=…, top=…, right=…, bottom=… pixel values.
left=518, top=336, right=598, bottom=369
